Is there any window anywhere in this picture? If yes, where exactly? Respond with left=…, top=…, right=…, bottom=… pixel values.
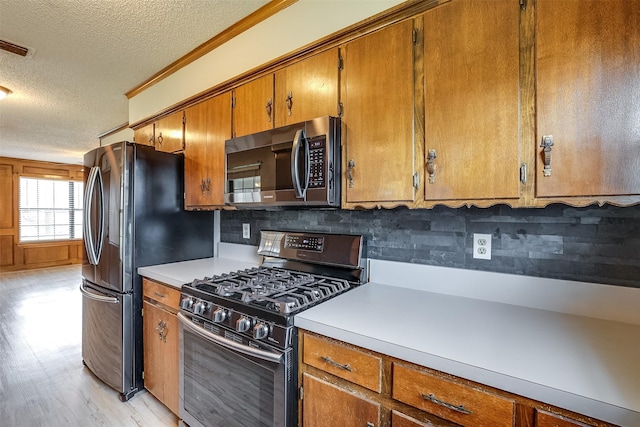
left=19, top=177, right=83, bottom=242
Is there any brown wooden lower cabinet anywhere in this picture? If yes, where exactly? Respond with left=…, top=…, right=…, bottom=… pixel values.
left=391, top=410, right=434, bottom=427
left=142, top=278, right=180, bottom=415
left=298, top=330, right=619, bottom=427
left=302, top=373, right=381, bottom=427
left=536, top=409, right=595, bottom=427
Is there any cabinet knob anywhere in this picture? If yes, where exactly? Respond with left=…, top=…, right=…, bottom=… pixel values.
left=348, top=159, right=356, bottom=188
left=540, top=135, right=554, bottom=177
left=427, top=149, right=437, bottom=184
left=266, top=98, right=273, bottom=122
left=286, top=91, right=293, bottom=116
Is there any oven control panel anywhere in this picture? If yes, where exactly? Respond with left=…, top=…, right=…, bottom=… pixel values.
left=284, top=234, right=324, bottom=252
left=180, top=294, right=292, bottom=349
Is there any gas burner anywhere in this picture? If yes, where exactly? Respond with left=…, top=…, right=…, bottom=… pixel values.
left=188, top=266, right=352, bottom=315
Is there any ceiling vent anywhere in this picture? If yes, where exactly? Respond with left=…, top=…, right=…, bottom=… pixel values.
left=0, top=39, right=35, bottom=58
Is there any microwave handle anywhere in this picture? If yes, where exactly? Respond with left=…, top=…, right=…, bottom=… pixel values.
left=291, top=129, right=310, bottom=199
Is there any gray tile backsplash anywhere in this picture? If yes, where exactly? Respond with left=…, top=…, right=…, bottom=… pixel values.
left=220, top=204, right=640, bottom=288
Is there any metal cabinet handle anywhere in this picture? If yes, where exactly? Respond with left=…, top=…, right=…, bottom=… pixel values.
left=540, top=135, right=554, bottom=177
left=321, top=356, right=352, bottom=372
left=348, top=159, right=355, bottom=188
left=156, top=320, right=168, bottom=342
left=154, top=291, right=166, bottom=298
left=206, top=177, right=211, bottom=196
left=266, top=98, right=273, bottom=122
left=427, top=149, right=437, bottom=184
left=157, top=132, right=163, bottom=147
left=286, top=91, right=293, bottom=116
left=200, top=178, right=206, bottom=195
left=366, top=423, right=374, bottom=427
left=421, top=393, right=473, bottom=415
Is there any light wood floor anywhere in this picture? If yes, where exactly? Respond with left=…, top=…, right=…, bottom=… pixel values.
left=0, top=265, right=178, bottom=426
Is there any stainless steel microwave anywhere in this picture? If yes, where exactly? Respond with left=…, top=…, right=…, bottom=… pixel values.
left=225, top=116, right=341, bottom=208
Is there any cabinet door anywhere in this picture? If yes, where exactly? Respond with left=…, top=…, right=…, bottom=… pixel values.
left=184, top=92, right=232, bottom=209
left=155, top=111, right=184, bottom=153
left=423, top=0, right=520, bottom=201
left=233, top=74, right=274, bottom=137
left=536, top=0, right=640, bottom=198
left=535, top=410, right=593, bottom=427
left=134, top=123, right=155, bottom=146
left=184, top=101, right=209, bottom=208
left=302, top=373, right=380, bottom=427
left=274, top=48, right=339, bottom=126
left=143, top=301, right=166, bottom=408
left=342, top=19, right=415, bottom=204
left=391, top=411, right=432, bottom=427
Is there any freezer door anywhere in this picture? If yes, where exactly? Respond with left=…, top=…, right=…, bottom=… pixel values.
left=80, top=280, right=134, bottom=398
left=83, top=142, right=128, bottom=293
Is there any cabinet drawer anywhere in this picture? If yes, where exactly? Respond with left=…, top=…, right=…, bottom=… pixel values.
left=142, top=278, right=180, bottom=311
left=392, top=363, right=514, bottom=427
left=391, top=410, right=432, bottom=427
left=303, top=333, right=382, bottom=393
left=536, top=410, right=594, bottom=427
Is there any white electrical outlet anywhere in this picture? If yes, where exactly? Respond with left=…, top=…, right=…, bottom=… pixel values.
left=473, top=233, right=492, bottom=260
left=242, top=223, right=250, bottom=239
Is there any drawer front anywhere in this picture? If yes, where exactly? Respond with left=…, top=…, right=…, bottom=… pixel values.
left=392, top=363, right=514, bottom=427
left=142, top=278, right=180, bottom=310
left=536, top=410, right=594, bottom=427
left=303, top=333, right=382, bottom=392
left=391, top=410, right=432, bottom=427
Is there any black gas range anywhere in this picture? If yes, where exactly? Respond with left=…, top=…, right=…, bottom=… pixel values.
left=177, top=230, right=365, bottom=427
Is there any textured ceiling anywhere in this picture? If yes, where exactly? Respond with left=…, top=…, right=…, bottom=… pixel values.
left=0, top=0, right=269, bottom=165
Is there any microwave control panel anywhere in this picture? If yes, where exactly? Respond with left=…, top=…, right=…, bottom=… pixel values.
left=308, top=136, right=326, bottom=188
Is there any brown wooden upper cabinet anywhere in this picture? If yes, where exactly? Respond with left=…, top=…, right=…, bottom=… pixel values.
left=133, top=122, right=155, bottom=146
left=154, top=112, right=185, bottom=153
left=184, top=92, right=232, bottom=209
left=535, top=0, right=640, bottom=199
left=232, top=74, right=275, bottom=138
left=341, top=19, right=416, bottom=206
left=274, top=48, right=340, bottom=127
left=133, top=111, right=185, bottom=153
left=423, top=0, right=521, bottom=202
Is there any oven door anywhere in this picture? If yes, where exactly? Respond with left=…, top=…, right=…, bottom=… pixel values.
left=178, top=312, right=295, bottom=427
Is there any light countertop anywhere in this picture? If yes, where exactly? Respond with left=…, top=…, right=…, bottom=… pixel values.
left=137, top=242, right=261, bottom=288
left=295, top=260, right=640, bottom=427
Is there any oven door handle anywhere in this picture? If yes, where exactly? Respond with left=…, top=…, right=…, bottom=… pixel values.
left=178, top=312, right=284, bottom=364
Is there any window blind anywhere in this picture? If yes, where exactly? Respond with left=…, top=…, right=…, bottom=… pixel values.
left=19, top=177, right=83, bottom=242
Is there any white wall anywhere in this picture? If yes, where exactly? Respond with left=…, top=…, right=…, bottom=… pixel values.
left=100, top=127, right=134, bottom=146
left=129, top=0, right=405, bottom=123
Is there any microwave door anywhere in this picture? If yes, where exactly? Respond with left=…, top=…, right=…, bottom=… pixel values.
left=291, top=129, right=310, bottom=200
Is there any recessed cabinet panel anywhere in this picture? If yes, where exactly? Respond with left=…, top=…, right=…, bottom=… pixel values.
left=535, top=0, right=640, bottom=198
left=423, top=0, right=520, bottom=201
left=233, top=74, right=274, bottom=137
left=155, top=112, right=184, bottom=153
left=343, top=19, right=415, bottom=204
left=302, top=373, right=380, bottom=427
left=134, top=123, right=155, bottom=146
left=184, top=92, right=232, bottom=209
left=274, top=48, right=339, bottom=127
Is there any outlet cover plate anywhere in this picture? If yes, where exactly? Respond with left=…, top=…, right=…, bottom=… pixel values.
left=473, top=233, right=492, bottom=260
left=242, top=223, right=250, bottom=239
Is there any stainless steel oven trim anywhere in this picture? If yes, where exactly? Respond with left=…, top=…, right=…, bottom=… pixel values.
left=177, top=312, right=284, bottom=363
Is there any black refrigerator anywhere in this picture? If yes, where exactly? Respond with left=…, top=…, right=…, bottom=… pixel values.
left=80, top=141, right=213, bottom=401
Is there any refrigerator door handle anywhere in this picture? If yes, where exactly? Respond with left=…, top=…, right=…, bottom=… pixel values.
left=83, top=166, right=105, bottom=265
left=79, top=282, right=119, bottom=304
